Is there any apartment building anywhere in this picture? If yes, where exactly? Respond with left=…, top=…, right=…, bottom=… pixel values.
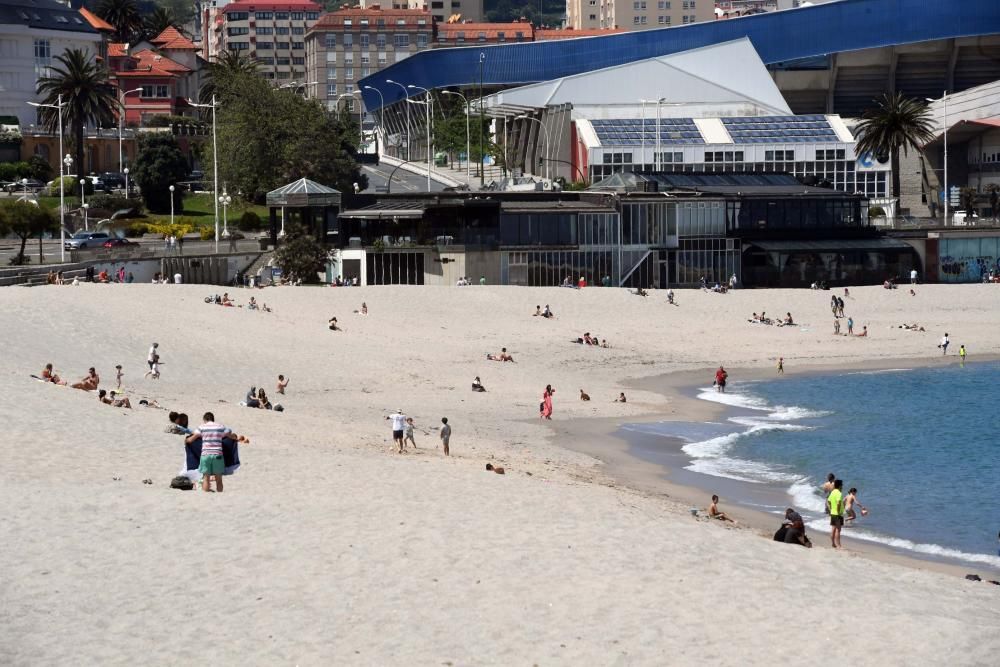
left=359, top=0, right=484, bottom=25
left=305, top=7, right=433, bottom=119
left=567, top=0, right=713, bottom=30
left=436, top=21, right=533, bottom=45
left=217, top=1, right=321, bottom=82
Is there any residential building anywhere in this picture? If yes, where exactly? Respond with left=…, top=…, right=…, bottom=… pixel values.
left=107, top=39, right=197, bottom=126
left=217, top=0, right=321, bottom=82
left=0, top=0, right=104, bottom=129
left=305, top=6, right=433, bottom=124
left=566, top=0, right=714, bottom=30
left=436, top=22, right=533, bottom=46
left=359, top=0, right=484, bottom=25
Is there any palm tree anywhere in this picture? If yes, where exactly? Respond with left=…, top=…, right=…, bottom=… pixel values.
left=199, top=51, right=260, bottom=104
left=36, top=49, right=117, bottom=178
left=95, top=0, right=144, bottom=43
left=145, top=7, right=175, bottom=40
left=854, top=92, right=936, bottom=201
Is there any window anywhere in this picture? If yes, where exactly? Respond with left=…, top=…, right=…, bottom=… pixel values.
left=359, top=18, right=369, bottom=26
left=417, top=18, right=427, bottom=25
left=326, top=51, right=337, bottom=63
left=276, top=70, right=291, bottom=79
left=496, top=32, right=505, bottom=42
left=228, top=27, right=248, bottom=36
left=257, top=41, right=273, bottom=50
left=345, top=67, right=353, bottom=79
left=640, top=15, right=647, bottom=23
left=327, top=67, right=337, bottom=80
left=256, top=26, right=273, bottom=35
left=276, top=42, right=290, bottom=49
left=258, top=57, right=274, bottom=65
left=291, top=12, right=304, bottom=20
left=343, top=18, right=352, bottom=26
left=456, top=31, right=465, bottom=42
left=33, top=39, right=50, bottom=61
left=396, top=18, right=406, bottom=25
left=515, top=31, right=524, bottom=40
left=292, top=26, right=304, bottom=35
left=276, top=12, right=289, bottom=20
left=376, top=34, right=386, bottom=48
left=343, top=34, right=353, bottom=46
left=360, top=54, right=370, bottom=65
left=478, top=31, right=486, bottom=42
left=682, top=15, right=689, bottom=23
left=230, top=41, right=250, bottom=50
left=633, top=16, right=640, bottom=24
left=325, top=34, right=336, bottom=48
left=292, top=56, right=304, bottom=65
left=344, top=53, right=354, bottom=64
left=658, top=0, right=670, bottom=7
left=306, top=12, right=319, bottom=20
left=431, top=0, right=443, bottom=6
left=141, top=85, right=169, bottom=98
left=395, top=34, right=409, bottom=47
left=276, top=26, right=289, bottom=35
left=275, top=57, right=289, bottom=65
left=327, top=83, right=337, bottom=97
left=377, top=18, right=386, bottom=26
left=360, top=34, right=369, bottom=48
left=589, top=14, right=597, bottom=19
left=228, top=11, right=249, bottom=20
left=377, top=54, right=387, bottom=66
left=361, top=67, right=370, bottom=77
left=255, top=12, right=273, bottom=19
left=417, top=33, right=428, bottom=48
left=292, top=42, right=304, bottom=49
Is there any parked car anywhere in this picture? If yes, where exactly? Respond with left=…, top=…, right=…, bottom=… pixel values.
left=65, top=231, right=111, bottom=250
left=99, top=172, right=126, bottom=190
left=4, top=178, right=46, bottom=193
left=102, top=238, right=136, bottom=248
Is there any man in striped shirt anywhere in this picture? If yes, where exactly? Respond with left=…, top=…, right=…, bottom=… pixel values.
left=186, top=412, right=232, bottom=492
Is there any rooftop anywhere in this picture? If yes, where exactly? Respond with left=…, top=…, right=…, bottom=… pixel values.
left=222, top=1, right=321, bottom=14
left=437, top=23, right=534, bottom=40
left=78, top=6, right=112, bottom=32
left=535, top=28, right=626, bottom=40
left=591, top=172, right=865, bottom=198
left=310, top=6, right=430, bottom=30
left=0, top=0, right=96, bottom=34
left=151, top=25, right=198, bottom=50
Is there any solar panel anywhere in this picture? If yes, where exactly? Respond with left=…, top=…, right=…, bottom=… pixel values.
left=591, top=118, right=705, bottom=145
left=720, top=115, right=838, bottom=144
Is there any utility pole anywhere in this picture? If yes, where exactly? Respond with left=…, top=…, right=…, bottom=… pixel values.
left=479, top=52, right=486, bottom=188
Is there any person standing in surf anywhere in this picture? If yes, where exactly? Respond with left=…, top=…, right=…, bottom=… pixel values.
left=826, top=479, right=846, bottom=548
left=777, top=357, right=784, bottom=375
left=939, top=333, right=950, bottom=355
left=715, top=366, right=728, bottom=393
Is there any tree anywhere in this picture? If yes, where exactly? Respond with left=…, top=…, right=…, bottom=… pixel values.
left=132, top=134, right=188, bottom=213
left=36, top=49, right=116, bottom=178
left=95, top=0, right=144, bottom=43
left=144, top=7, right=175, bottom=39
left=274, top=223, right=329, bottom=284
left=199, top=51, right=259, bottom=104
left=27, top=155, right=53, bottom=182
left=0, top=200, right=57, bottom=265
left=854, top=93, right=935, bottom=200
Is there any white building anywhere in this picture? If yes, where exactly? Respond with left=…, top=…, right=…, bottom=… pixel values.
left=0, top=0, right=103, bottom=129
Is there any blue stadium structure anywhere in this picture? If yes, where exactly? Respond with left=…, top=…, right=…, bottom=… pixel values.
left=360, top=0, right=1000, bottom=116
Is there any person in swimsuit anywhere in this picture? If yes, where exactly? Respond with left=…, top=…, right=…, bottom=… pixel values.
left=714, top=366, right=728, bottom=393
left=277, top=375, right=289, bottom=394
left=845, top=487, right=868, bottom=524
left=41, top=363, right=66, bottom=385
left=709, top=495, right=735, bottom=523
left=72, top=367, right=100, bottom=391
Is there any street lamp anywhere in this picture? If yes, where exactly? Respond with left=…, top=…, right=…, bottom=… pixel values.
left=386, top=79, right=410, bottom=160
left=80, top=177, right=87, bottom=209
left=28, top=95, right=66, bottom=261
left=655, top=97, right=667, bottom=171
left=516, top=115, right=551, bottom=181
left=219, top=190, right=232, bottom=239
left=82, top=202, right=89, bottom=231
left=927, top=93, right=949, bottom=225
left=442, top=90, right=471, bottom=182
left=123, top=167, right=129, bottom=196
left=169, top=184, right=175, bottom=226
left=406, top=98, right=432, bottom=192
left=187, top=95, right=219, bottom=252
left=118, top=87, right=142, bottom=172
left=363, top=85, right=385, bottom=155
left=20, top=177, right=29, bottom=199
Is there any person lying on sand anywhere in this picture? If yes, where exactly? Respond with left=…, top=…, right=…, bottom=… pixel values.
left=221, top=293, right=234, bottom=306
left=71, top=367, right=100, bottom=391
left=709, top=494, right=736, bottom=523
left=329, top=317, right=341, bottom=331
left=856, top=326, right=868, bottom=337
left=486, top=463, right=505, bottom=474
left=472, top=376, right=486, bottom=392
left=41, top=363, right=66, bottom=385
left=486, top=347, right=514, bottom=362
left=98, top=389, right=131, bottom=408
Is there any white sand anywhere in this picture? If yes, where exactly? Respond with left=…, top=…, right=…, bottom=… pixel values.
left=1, top=283, right=999, bottom=665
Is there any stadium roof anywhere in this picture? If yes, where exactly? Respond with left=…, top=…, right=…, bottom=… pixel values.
left=360, top=0, right=1000, bottom=112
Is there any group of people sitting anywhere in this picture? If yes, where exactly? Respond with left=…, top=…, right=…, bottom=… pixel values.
left=532, top=305, right=554, bottom=319
left=40, top=363, right=102, bottom=391
left=572, top=333, right=609, bottom=347
left=204, top=293, right=272, bottom=312
left=486, top=347, right=515, bottom=362
left=747, top=312, right=795, bottom=327
left=242, top=385, right=283, bottom=411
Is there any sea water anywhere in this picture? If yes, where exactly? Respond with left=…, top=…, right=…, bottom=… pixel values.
left=650, top=362, right=1000, bottom=569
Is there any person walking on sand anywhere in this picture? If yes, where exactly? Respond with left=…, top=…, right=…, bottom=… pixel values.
left=714, top=366, right=728, bottom=393
left=440, top=417, right=451, bottom=456
left=939, top=333, right=950, bottom=355
left=277, top=375, right=289, bottom=394
left=187, top=412, right=232, bottom=493
left=777, top=357, right=784, bottom=375
left=540, top=385, right=554, bottom=419
left=144, top=343, right=159, bottom=379
left=826, top=479, right=846, bottom=548
left=386, top=409, right=407, bottom=453
left=403, top=417, right=417, bottom=449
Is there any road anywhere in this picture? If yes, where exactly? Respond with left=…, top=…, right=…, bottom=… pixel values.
left=361, top=163, right=447, bottom=194
left=0, top=238, right=264, bottom=267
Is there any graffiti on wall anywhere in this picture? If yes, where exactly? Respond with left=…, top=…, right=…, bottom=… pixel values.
left=939, top=255, right=1000, bottom=282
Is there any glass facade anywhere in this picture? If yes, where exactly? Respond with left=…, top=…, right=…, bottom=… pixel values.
left=938, top=237, right=1000, bottom=283
left=620, top=202, right=678, bottom=246
left=502, top=250, right=619, bottom=287
left=742, top=246, right=917, bottom=288
left=498, top=211, right=619, bottom=247
left=726, top=198, right=862, bottom=232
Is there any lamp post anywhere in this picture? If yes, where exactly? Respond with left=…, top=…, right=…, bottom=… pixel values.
left=363, top=85, right=385, bottom=155
left=406, top=98, right=432, bottom=192
left=27, top=95, right=65, bottom=261
left=118, top=87, right=142, bottom=172
left=516, top=114, right=551, bottom=181
left=82, top=203, right=89, bottom=231
left=80, top=177, right=87, bottom=209
left=442, top=90, right=471, bottom=181
left=408, top=84, right=434, bottom=140
left=219, top=190, right=232, bottom=238
left=169, top=184, right=175, bottom=226
left=478, top=52, right=486, bottom=187
left=640, top=99, right=651, bottom=170
left=386, top=79, right=409, bottom=160
left=20, top=178, right=29, bottom=199
left=123, top=167, right=129, bottom=196
left=187, top=95, right=219, bottom=252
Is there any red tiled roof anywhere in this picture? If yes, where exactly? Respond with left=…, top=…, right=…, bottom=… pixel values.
left=108, top=42, right=128, bottom=57
left=79, top=7, right=114, bottom=32
left=151, top=26, right=198, bottom=50
left=310, top=7, right=429, bottom=29
left=222, top=1, right=321, bottom=13
left=536, top=28, right=626, bottom=40
left=437, top=23, right=534, bottom=39
left=113, top=49, right=190, bottom=78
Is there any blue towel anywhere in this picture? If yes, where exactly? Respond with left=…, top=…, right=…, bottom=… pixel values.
left=184, top=437, right=241, bottom=477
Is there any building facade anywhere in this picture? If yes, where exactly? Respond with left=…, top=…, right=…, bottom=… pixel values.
left=436, top=21, right=533, bottom=46
left=359, top=0, right=484, bottom=25
left=0, top=0, right=103, bottom=129
left=217, top=0, right=321, bottom=83
left=305, top=7, right=433, bottom=123
left=566, top=0, right=713, bottom=31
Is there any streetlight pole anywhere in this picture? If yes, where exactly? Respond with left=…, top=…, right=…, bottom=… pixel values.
left=640, top=99, right=649, bottom=170
left=82, top=203, right=89, bottom=231
left=187, top=95, right=219, bottom=252
left=219, top=189, right=232, bottom=239
left=442, top=90, right=471, bottom=182
left=516, top=115, right=551, bottom=181
left=406, top=98, right=432, bottom=192
left=118, top=87, right=142, bottom=172
left=169, top=184, right=175, bottom=226
left=363, top=85, right=386, bottom=156
left=386, top=79, right=409, bottom=160
left=479, top=52, right=486, bottom=188
left=408, top=85, right=434, bottom=149
left=123, top=167, right=129, bottom=196
left=28, top=96, right=66, bottom=261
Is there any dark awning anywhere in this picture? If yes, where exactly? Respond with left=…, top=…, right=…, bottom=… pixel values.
left=746, top=239, right=915, bottom=252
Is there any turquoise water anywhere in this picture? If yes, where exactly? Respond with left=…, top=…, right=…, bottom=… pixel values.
left=681, top=362, right=1000, bottom=569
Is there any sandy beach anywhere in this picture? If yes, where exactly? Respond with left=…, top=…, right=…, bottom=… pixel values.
left=2, top=283, right=999, bottom=665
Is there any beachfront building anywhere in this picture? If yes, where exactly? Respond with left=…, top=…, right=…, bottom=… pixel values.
left=566, top=0, right=713, bottom=31
left=215, top=0, right=321, bottom=83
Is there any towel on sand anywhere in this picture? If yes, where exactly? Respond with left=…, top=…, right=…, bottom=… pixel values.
left=181, top=437, right=241, bottom=481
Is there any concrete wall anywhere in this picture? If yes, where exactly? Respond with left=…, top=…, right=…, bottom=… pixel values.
left=90, top=253, right=260, bottom=284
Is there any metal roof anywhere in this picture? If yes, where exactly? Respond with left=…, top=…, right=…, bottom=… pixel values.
left=0, top=0, right=96, bottom=34
left=360, top=0, right=1000, bottom=112
left=266, top=178, right=341, bottom=207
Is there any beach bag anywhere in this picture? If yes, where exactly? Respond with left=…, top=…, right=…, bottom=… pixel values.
left=170, top=475, right=194, bottom=490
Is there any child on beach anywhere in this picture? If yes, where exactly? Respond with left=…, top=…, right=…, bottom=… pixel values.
left=845, top=487, right=868, bottom=524
left=709, top=495, right=735, bottom=523
left=440, top=417, right=451, bottom=456
left=403, top=417, right=417, bottom=449
left=115, top=365, right=123, bottom=390
left=939, top=333, right=950, bottom=355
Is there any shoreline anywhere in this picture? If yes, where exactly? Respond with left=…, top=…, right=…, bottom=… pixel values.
left=549, top=357, right=1000, bottom=579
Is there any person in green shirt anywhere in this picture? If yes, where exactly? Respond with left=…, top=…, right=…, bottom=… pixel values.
left=826, top=479, right=846, bottom=549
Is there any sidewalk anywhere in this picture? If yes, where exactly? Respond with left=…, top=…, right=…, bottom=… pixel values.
left=378, top=154, right=507, bottom=190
